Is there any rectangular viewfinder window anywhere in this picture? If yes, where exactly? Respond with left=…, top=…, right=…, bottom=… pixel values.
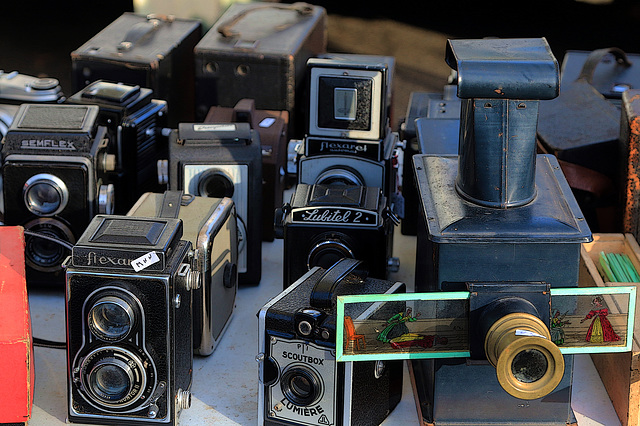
left=334, top=88, right=358, bottom=120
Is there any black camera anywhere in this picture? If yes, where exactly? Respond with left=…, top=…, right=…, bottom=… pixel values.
left=66, top=80, right=169, bottom=214
left=65, top=214, right=194, bottom=424
left=165, top=122, right=262, bottom=285
left=257, top=258, right=405, bottom=426
left=295, top=54, right=403, bottom=211
left=276, top=183, right=399, bottom=289
left=127, top=191, right=239, bottom=356
left=1, top=104, right=116, bottom=286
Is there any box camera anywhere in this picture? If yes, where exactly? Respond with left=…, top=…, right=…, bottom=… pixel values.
left=71, top=12, right=202, bottom=127
left=2, top=104, right=116, bottom=286
left=65, top=214, right=194, bottom=425
left=276, top=183, right=399, bottom=289
left=257, top=258, right=405, bottom=426
left=205, top=98, right=288, bottom=242
left=66, top=80, right=169, bottom=214
left=166, top=122, right=262, bottom=285
left=127, top=191, right=238, bottom=356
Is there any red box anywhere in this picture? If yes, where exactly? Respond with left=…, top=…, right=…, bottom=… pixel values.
left=0, top=226, right=33, bottom=424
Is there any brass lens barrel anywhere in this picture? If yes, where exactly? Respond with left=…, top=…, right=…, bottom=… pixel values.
left=484, top=312, right=564, bottom=400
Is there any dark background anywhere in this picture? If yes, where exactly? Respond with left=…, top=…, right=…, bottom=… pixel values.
left=1, top=0, right=639, bottom=129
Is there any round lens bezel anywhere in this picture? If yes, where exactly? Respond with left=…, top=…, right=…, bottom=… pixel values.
left=88, top=296, right=136, bottom=342
left=280, top=365, right=323, bottom=407
left=23, top=173, right=69, bottom=216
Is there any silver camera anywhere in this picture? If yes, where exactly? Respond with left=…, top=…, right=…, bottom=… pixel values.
left=127, top=191, right=238, bottom=356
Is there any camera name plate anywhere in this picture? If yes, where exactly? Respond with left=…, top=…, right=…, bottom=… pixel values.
left=292, top=207, right=378, bottom=226
left=305, top=137, right=382, bottom=162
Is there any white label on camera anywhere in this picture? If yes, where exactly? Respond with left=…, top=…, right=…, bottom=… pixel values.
left=193, top=124, right=236, bottom=132
left=259, top=117, right=276, bottom=128
left=515, top=329, right=547, bottom=339
left=132, top=251, right=160, bottom=272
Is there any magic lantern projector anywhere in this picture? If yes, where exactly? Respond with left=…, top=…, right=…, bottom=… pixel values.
left=332, top=38, right=637, bottom=426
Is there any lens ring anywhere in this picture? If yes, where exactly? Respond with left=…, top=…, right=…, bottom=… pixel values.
left=88, top=358, right=134, bottom=403
left=197, top=169, right=235, bottom=198
left=24, top=218, right=74, bottom=272
left=79, top=346, right=148, bottom=409
left=316, top=168, right=363, bottom=186
left=307, top=240, right=354, bottom=270
left=88, top=296, right=135, bottom=342
left=23, top=173, right=69, bottom=216
left=280, top=365, right=323, bottom=407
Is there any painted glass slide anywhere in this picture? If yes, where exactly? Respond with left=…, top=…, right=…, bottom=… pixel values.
left=336, top=287, right=636, bottom=362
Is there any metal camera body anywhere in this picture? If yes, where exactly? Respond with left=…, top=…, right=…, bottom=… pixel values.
left=1, top=104, right=115, bottom=286
left=411, top=39, right=592, bottom=425
left=167, top=122, right=262, bottom=285
left=67, top=80, right=169, bottom=214
left=0, top=70, right=66, bottom=138
left=296, top=54, right=402, bottom=211
left=66, top=215, right=193, bottom=425
left=277, top=183, right=398, bottom=289
left=257, top=258, right=405, bottom=426
left=127, top=191, right=239, bottom=356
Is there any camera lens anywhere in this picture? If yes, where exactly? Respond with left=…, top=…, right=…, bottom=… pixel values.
left=89, top=360, right=133, bottom=402
left=23, top=173, right=68, bottom=216
left=197, top=169, right=235, bottom=198
left=88, top=296, right=135, bottom=341
left=79, top=346, right=148, bottom=408
left=281, top=366, right=322, bottom=406
left=511, top=349, right=548, bottom=383
left=307, top=240, right=354, bottom=271
left=24, top=218, right=74, bottom=272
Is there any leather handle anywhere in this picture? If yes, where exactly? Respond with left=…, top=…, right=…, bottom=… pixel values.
left=578, top=47, right=632, bottom=84
left=118, top=16, right=168, bottom=51
left=217, top=2, right=314, bottom=41
left=157, top=190, right=184, bottom=219
left=310, top=258, right=367, bottom=309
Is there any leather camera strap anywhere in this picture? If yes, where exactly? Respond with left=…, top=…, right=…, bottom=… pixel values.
left=157, top=190, right=184, bottom=219
left=310, top=258, right=367, bottom=310
left=577, top=47, right=632, bottom=84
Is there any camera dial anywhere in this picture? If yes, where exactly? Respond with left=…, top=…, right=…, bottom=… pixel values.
left=23, top=173, right=69, bottom=216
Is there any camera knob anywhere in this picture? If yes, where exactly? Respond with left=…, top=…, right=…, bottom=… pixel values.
left=101, top=153, right=116, bottom=172
left=176, top=388, right=192, bottom=410
left=157, top=159, right=169, bottom=185
left=387, top=257, right=400, bottom=273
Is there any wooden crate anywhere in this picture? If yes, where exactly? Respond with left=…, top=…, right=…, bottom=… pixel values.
left=580, top=233, right=640, bottom=426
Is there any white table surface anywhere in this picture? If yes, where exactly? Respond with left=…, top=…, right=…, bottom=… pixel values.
left=26, top=226, right=621, bottom=426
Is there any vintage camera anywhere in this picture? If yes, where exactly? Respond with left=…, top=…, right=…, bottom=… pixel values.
left=127, top=191, right=238, bottom=356
left=257, top=258, right=405, bottom=426
left=275, top=183, right=399, bottom=289
left=296, top=54, right=403, bottom=215
left=65, top=214, right=194, bottom=425
left=66, top=80, right=169, bottom=214
left=205, top=98, right=289, bottom=242
left=165, top=122, right=262, bottom=285
left=1, top=104, right=116, bottom=286
left=0, top=70, right=66, bottom=138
